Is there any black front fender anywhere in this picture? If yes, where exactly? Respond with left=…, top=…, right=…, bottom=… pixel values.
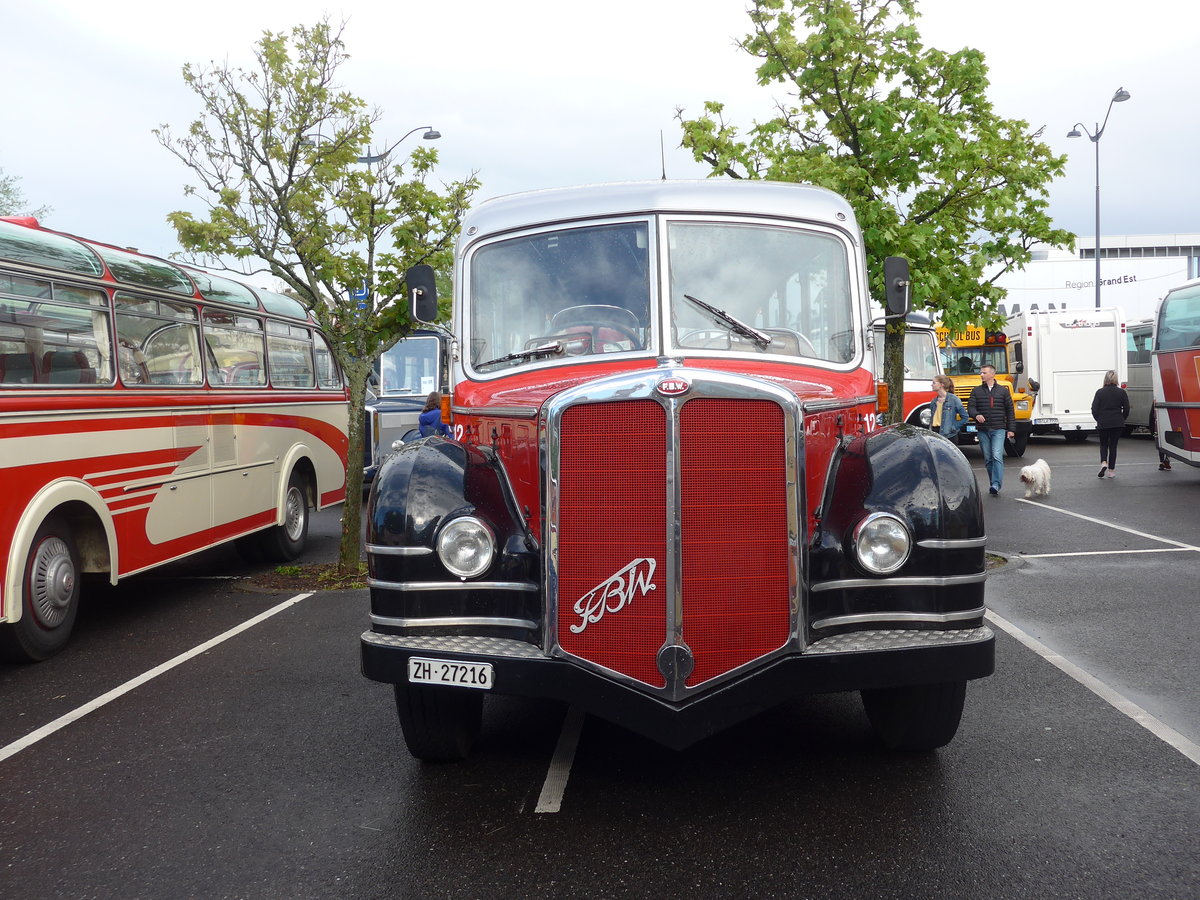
left=366, top=437, right=540, bottom=639
left=809, top=424, right=986, bottom=632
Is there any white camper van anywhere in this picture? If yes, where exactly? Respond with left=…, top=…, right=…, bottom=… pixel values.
left=1005, top=308, right=1127, bottom=441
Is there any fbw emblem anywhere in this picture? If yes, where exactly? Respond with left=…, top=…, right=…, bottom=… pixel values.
left=657, top=376, right=690, bottom=396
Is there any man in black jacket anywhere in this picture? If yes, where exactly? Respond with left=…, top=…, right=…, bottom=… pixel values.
left=967, top=364, right=1016, bottom=495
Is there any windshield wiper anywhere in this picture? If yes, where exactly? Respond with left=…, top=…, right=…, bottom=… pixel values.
left=682, top=294, right=772, bottom=349
left=475, top=341, right=564, bottom=371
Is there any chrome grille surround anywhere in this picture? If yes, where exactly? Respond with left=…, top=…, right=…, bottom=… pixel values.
left=544, top=364, right=805, bottom=700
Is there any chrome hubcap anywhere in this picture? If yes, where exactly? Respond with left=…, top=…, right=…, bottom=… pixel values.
left=30, top=537, right=75, bottom=628
left=283, top=486, right=305, bottom=542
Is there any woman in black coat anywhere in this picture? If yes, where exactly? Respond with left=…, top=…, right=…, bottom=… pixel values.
left=1092, top=370, right=1130, bottom=478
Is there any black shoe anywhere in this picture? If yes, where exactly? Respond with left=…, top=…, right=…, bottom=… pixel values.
left=989, top=487, right=998, bottom=495
left=1159, top=461, right=1172, bottom=471
left=1097, top=464, right=1107, bottom=478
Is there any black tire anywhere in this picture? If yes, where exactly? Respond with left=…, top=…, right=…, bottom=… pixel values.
left=1004, top=429, right=1030, bottom=458
left=861, top=680, right=966, bottom=751
left=0, top=515, right=81, bottom=663
left=248, top=470, right=310, bottom=563
left=1063, top=431, right=1089, bottom=444
left=395, top=683, right=483, bottom=762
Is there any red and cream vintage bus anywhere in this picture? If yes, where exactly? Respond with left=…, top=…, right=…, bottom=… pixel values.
left=0, top=217, right=349, bottom=662
left=361, top=181, right=994, bottom=760
left=1154, top=276, right=1200, bottom=467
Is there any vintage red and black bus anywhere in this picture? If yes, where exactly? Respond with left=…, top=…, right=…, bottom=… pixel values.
left=361, top=181, right=994, bottom=760
left=0, top=217, right=348, bottom=662
left=1154, top=276, right=1200, bottom=467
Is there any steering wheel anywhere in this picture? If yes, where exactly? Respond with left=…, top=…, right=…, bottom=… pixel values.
left=549, top=305, right=643, bottom=353
left=679, top=329, right=732, bottom=349
left=118, top=339, right=152, bottom=385
left=791, top=332, right=818, bottom=357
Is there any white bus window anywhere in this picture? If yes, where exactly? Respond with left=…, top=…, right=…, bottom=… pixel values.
left=314, top=332, right=342, bottom=389
left=116, top=296, right=202, bottom=386
left=266, top=320, right=315, bottom=388
left=204, top=311, right=266, bottom=386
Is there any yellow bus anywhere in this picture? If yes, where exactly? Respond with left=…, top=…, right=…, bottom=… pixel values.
left=935, top=324, right=1033, bottom=457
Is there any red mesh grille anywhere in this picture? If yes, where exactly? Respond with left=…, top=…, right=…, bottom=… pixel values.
left=557, top=401, right=667, bottom=687
left=680, top=399, right=791, bottom=685
left=555, top=396, right=792, bottom=690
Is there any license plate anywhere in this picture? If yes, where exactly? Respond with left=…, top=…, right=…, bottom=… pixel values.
left=1034, top=417, right=1058, bottom=425
left=408, top=657, right=493, bottom=690
left=965, top=424, right=976, bottom=433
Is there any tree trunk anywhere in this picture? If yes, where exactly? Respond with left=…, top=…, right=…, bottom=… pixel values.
left=884, top=323, right=907, bottom=427
left=338, top=359, right=373, bottom=574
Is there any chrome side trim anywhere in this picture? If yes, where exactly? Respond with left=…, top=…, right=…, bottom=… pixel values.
left=370, top=614, right=538, bottom=630
left=365, top=544, right=432, bottom=556
left=801, top=395, right=877, bottom=413
left=809, top=572, right=986, bottom=593
left=811, top=607, right=987, bottom=630
left=452, top=405, right=539, bottom=419
left=916, top=537, right=988, bottom=549
left=367, top=579, right=539, bottom=592
left=122, top=458, right=275, bottom=491
left=361, top=631, right=548, bottom=659
left=805, top=625, right=993, bottom=655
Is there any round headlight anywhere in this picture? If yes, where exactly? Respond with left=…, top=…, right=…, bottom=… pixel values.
left=437, top=516, right=495, bottom=579
left=918, top=406, right=933, bottom=427
left=853, top=513, right=911, bottom=575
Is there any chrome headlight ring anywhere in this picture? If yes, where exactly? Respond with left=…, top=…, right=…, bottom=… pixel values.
left=852, top=512, right=912, bottom=575
left=436, top=515, right=496, bottom=579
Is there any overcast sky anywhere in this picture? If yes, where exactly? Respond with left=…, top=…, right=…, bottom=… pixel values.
left=2, top=0, right=1195, bottom=264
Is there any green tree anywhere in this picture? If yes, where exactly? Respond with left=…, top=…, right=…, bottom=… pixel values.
left=156, top=21, right=478, bottom=572
left=0, top=166, right=51, bottom=218
left=677, top=0, right=1072, bottom=419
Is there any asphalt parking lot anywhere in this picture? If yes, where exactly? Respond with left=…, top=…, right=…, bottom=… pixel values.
left=1, top=434, right=1197, bottom=899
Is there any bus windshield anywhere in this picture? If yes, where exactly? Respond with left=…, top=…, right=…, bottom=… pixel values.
left=379, top=334, right=441, bottom=395
left=941, top=346, right=1009, bottom=376
left=1157, top=283, right=1200, bottom=351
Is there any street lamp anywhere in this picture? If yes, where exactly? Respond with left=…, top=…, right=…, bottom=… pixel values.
left=1067, top=87, right=1130, bottom=309
left=300, top=125, right=440, bottom=164
left=357, top=126, right=440, bottom=164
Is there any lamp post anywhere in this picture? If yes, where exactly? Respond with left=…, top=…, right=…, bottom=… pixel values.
left=300, top=125, right=440, bottom=164
left=1067, top=87, right=1130, bottom=309
left=357, top=126, right=440, bottom=164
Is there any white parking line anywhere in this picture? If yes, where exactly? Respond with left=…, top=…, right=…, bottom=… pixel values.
left=985, top=610, right=1200, bottom=766
left=535, top=706, right=585, bottom=813
left=1013, top=498, right=1200, bottom=551
left=0, top=593, right=313, bottom=765
left=1018, top=548, right=1195, bottom=559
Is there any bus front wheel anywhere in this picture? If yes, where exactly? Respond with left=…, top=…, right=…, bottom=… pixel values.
left=0, top=515, right=81, bottom=663
left=237, top=470, right=311, bottom=563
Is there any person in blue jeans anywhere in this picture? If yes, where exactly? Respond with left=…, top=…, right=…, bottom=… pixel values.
left=967, top=364, right=1015, bottom=495
left=930, top=375, right=967, bottom=439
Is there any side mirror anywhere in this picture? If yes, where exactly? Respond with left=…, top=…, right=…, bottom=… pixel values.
left=1014, top=360, right=1024, bottom=374
left=883, top=257, right=911, bottom=317
left=406, top=264, right=438, bottom=323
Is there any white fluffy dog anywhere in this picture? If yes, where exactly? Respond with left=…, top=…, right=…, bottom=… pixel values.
left=1018, top=458, right=1052, bottom=499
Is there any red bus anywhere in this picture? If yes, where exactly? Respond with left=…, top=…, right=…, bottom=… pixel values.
left=362, top=181, right=993, bottom=760
left=0, top=217, right=349, bottom=661
left=1154, top=277, right=1200, bottom=467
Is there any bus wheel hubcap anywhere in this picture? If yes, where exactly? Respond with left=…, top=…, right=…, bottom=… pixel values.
left=31, top=538, right=74, bottom=628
